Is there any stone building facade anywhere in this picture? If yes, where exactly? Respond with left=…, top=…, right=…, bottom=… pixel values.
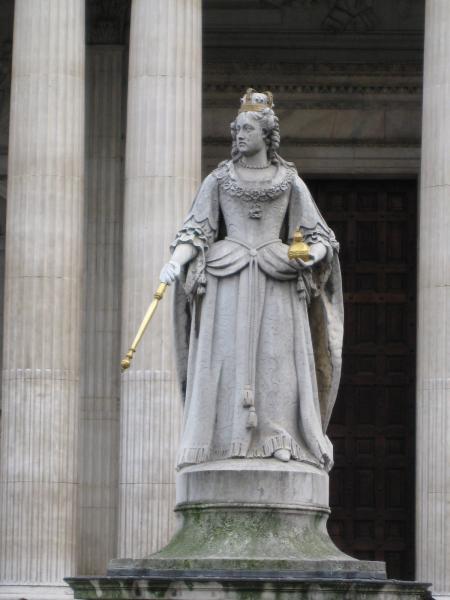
left=0, top=0, right=448, bottom=599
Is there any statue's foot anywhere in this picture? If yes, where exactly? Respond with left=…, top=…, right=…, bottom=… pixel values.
left=273, top=449, right=291, bottom=462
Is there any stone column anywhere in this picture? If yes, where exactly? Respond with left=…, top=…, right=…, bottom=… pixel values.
left=78, top=46, right=125, bottom=576
left=0, top=1, right=85, bottom=598
left=118, top=0, right=202, bottom=558
left=416, top=1, right=450, bottom=598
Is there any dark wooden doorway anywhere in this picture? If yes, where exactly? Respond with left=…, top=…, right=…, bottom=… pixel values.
left=307, top=179, right=417, bottom=580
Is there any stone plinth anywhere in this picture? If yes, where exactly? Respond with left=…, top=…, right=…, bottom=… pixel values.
left=67, top=462, right=429, bottom=600
left=108, top=460, right=385, bottom=579
left=67, top=576, right=430, bottom=600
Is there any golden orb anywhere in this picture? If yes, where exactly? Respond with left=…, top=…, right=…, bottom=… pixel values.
left=288, top=228, right=311, bottom=261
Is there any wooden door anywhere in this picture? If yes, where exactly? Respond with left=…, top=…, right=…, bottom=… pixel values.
left=307, top=179, right=417, bottom=580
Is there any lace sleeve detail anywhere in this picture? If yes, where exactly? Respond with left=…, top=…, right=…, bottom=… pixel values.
left=170, top=218, right=215, bottom=254
left=302, top=222, right=339, bottom=259
left=169, top=173, right=220, bottom=300
left=288, top=175, right=339, bottom=262
left=170, top=217, right=216, bottom=300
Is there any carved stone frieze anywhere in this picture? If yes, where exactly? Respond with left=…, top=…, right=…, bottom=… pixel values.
left=203, top=62, right=422, bottom=101
left=261, top=0, right=319, bottom=7
left=207, top=62, right=421, bottom=76
left=203, top=136, right=420, bottom=149
left=323, top=0, right=376, bottom=32
left=261, top=0, right=377, bottom=31
left=87, top=0, right=129, bottom=45
left=205, top=82, right=421, bottom=98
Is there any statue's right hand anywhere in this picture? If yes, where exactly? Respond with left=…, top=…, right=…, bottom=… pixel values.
left=159, top=260, right=181, bottom=285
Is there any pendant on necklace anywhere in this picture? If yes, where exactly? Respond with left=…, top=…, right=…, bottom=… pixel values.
left=249, top=204, right=262, bottom=219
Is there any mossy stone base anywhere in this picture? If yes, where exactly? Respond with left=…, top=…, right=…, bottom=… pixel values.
left=66, top=576, right=431, bottom=600
left=108, top=505, right=385, bottom=579
left=109, top=460, right=386, bottom=580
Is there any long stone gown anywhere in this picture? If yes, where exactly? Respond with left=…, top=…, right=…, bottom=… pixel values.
left=172, top=158, right=343, bottom=471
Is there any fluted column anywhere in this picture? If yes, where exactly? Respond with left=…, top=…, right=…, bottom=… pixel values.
left=0, top=1, right=85, bottom=598
left=78, top=46, right=125, bottom=576
left=416, top=1, right=450, bottom=598
left=118, top=0, right=202, bottom=558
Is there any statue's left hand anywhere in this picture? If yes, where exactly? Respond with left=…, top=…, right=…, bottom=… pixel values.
left=296, top=257, right=315, bottom=268
left=296, top=242, right=327, bottom=268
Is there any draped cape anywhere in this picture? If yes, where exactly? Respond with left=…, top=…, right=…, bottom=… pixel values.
left=172, top=160, right=343, bottom=467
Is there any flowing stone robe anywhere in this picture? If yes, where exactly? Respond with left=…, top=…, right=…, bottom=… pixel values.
left=172, top=159, right=343, bottom=470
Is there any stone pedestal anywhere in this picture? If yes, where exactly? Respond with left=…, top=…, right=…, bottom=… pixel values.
left=68, top=576, right=430, bottom=600
left=109, top=460, right=384, bottom=579
left=68, top=452, right=429, bottom=600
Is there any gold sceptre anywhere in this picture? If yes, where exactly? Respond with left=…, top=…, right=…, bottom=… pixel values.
left=120, top=282, right=168, bottom=372
left=288, top=227, right=311, bottom=261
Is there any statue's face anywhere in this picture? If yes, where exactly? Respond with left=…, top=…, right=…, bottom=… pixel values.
left=235, top=113, right=266, bottom=156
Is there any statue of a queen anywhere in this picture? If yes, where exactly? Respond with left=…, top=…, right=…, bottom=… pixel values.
left=160, top=89, right=343, bottom=472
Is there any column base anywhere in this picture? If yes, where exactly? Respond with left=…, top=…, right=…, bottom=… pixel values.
left=0, top=584, right=74, bottom=600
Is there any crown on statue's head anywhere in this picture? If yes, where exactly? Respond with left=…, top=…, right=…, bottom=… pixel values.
left=239, top=88, right=274, bottom=114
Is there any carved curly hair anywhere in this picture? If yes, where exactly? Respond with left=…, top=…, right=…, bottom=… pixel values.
left=230, top=108, right=281, bottom=164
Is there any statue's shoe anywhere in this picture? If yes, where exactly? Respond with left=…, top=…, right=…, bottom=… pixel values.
left=273, top=448, right=291, bottom=462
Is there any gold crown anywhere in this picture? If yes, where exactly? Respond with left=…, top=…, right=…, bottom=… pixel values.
left=239, top=88, right=274, bottom=114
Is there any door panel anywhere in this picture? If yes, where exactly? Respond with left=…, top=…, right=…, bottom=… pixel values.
left=307, top=179, right=417, bottom=580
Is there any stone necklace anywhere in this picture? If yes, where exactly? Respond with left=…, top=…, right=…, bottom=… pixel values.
left=219, top=162, right=295, bottom=219
left=238, top=158, right=271, bottom=170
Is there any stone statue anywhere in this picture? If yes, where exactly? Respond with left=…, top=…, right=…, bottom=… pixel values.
left=107, top=92, right=387, bottom=582
left=160, top=89, right=343, bottom=473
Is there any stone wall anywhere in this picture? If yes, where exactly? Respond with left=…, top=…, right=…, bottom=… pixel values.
left=202, top=0, right=424, bottom=177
